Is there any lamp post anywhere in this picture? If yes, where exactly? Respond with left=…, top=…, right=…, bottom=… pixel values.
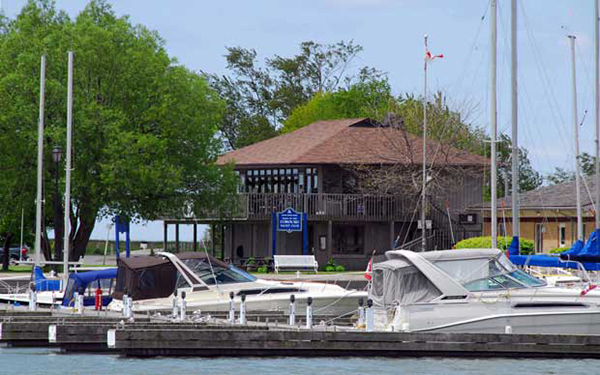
left=52, top=145, right=63, bottom=262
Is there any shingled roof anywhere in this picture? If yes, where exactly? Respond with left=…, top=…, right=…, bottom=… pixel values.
left=217, top=118, right=489, bottom=167
left=474, top=176, right=597, bottom=210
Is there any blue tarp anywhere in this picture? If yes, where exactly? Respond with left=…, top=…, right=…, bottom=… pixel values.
left=561, top=230, right=600, bottom=262
left=509, top=230, right=600, bottom=271
left=61, top=268, right=117, bottom=307
left=33, top=267, right=61, bottom=291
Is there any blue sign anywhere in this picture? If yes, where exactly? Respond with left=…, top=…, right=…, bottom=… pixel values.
left=277, top=208, right=303, bottom=232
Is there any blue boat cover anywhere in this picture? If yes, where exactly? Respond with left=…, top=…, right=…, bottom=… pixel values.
left=508, top=236, right=520, bottom=256
left=33, top=266, right=61, bottom=291
left=561, top=230, right=600, bottom=262
left=61, top=268, right=117, bottom=307
left=510, top=230, right=600, bottom=271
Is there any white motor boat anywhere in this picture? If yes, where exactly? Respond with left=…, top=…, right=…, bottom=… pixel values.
left=107, top=252, right=366, bottom=317
left=371, top=248, right=600, bottom=334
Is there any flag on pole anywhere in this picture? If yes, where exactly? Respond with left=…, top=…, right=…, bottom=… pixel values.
left=425, top=50, right=444, bottom=61
left=424, top=35, right=444, bottom=62
left=364, top=250, right=376, bottom=281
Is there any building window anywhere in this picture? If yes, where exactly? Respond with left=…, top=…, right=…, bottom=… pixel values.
left=238, top=167, right=319, bottom=194
left=333, top=224, right=364, bottom=254
left=559, top=223, right=566, bottom=247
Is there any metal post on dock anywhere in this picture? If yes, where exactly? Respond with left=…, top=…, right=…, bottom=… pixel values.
left=77, top=288, right=84, bottom=314
left=123, top=288, right=130, bottom=318
left=28, top=283, right=37, bottom=311
left=289, top=295, right=296, bottom=326
left=172, top=289, right=178, bottom=318
left=228, top=292, right=235, bottom=324
left=239, top=294, right=247, bottom=325
left=306, top=297, right=313, bottom=329
left=179, top=291, right=187, bottom=321
left=357, top=298, right=365, bottom=326
left=365, top=299, right=374, bottom=332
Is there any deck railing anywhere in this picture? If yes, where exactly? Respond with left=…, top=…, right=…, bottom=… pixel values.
left=229, top=193, right=418, bottom=221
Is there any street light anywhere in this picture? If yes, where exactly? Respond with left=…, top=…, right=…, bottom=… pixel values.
left=52, top=145, right=63, bottom=263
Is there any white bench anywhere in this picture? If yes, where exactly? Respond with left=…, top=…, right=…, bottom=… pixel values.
left=274, top=255, right=319, bottom=274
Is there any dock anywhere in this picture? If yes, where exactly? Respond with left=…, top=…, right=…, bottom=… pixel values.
left=3, top=307, right=600, bottom=358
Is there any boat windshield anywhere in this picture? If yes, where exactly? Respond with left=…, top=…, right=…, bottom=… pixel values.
left=175, top=259, right=257, bottom=289
left=434, top=253, right=546, bottom=292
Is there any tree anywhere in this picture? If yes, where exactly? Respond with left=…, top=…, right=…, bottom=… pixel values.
left=208, top=40, right=382, bottom=149
left=0, top=0, right=236, bottom=262
left=494, top=133, right=543, bottom=197
left=281, top=73, right=392, bottom=133
left=546, top=152, right=597, bottom=185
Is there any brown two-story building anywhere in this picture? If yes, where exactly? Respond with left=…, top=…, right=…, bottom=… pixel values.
left=164, top=118, right=488, bottom=270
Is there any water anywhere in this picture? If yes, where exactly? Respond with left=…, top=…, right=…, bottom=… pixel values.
left=1, top=347, right=597, bottom=375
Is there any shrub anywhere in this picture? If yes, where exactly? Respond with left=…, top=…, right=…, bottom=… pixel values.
left=454, top=236, right=534, bottom=255
left=335, top=265, right=346, bottom=272
left=548, top=247, right=568, bottom=254
left=325, top=265, right=335, bottom=272
left=256, top=266, right=268, bottom=273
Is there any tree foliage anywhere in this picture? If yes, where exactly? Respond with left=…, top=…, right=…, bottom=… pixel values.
left=208, top=40, right=382, bottom=149
left=0, top=0, right=236, bottom=261
left=546, top=152, right=596, bottom=185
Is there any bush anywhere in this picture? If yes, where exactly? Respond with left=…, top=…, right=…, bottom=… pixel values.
left=548, top=247, right=568, bottom=254
left=256, top=266, right=268, bottom=273
left=454, top=236, right=534, bottom=255
left=325, top=265, right=336, bottom=272
left=335, top=265, right=346, bottom=272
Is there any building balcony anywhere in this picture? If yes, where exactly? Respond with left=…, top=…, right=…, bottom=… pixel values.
left=202, top=193, right=418, bottom=222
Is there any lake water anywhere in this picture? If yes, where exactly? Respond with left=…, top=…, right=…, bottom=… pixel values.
left=1, top=346, right=597, bottom=375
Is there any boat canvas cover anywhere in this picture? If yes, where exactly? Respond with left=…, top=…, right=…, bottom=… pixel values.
left=113, top=252, right=228, bottom=301
left=371, top=258, right=442, bottom=308
left=113, top=256, right=176, bottom=301
left=62, top=268, right=117, bottom=307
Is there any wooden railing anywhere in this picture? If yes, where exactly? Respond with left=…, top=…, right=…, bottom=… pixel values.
left=229, top=193, right=418, bottom=221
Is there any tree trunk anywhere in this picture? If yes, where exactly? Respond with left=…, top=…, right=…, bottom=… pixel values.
left=72, top=204, right=98, bottom=261
left=2, top=233, right=14, bottom=271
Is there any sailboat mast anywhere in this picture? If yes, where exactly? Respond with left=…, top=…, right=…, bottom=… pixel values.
left=595, top=0, right=599, bottom=231
left=569, top=35, right=584, bottom=241
left=421, top=34, right=428, bottom=253
left=62, top=51, right=73, bottom=290
left=34, top=55, right=46, bottom=267
left=490, top=0, right=498, bottom=249
left=511, top=0, right=519, bottom=243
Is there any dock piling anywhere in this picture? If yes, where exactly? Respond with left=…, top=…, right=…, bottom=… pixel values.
left=228, top=292, right=235, bottom=324
left=28, top=283, right=37, bottom=311
left=306, top=297, right=313, bottom=329
left=172, top=289, right=178, bottom=318
left=239, top=294, right=247, bottom=325
left=365, top=299, right=374, bottom=332
left=289, top=295, right=296, bottom=326
left=180, top=291, right=187, bottom=321
left=357, top=298, right=364, bottom=326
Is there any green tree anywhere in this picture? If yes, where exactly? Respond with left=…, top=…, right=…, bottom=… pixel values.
left=546, top=152, right=597, bottom=185
left=282, top=75, right=393, bottom=133
left=0, top=0, right=236, bottom=262
left=208, top=41, right=382, bottom=149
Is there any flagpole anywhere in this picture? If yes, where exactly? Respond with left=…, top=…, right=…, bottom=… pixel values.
left=421, top=34, right=428, bottom=253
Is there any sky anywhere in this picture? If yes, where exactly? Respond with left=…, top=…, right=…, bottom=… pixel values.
left=2, top=0, right=597, bottom=241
